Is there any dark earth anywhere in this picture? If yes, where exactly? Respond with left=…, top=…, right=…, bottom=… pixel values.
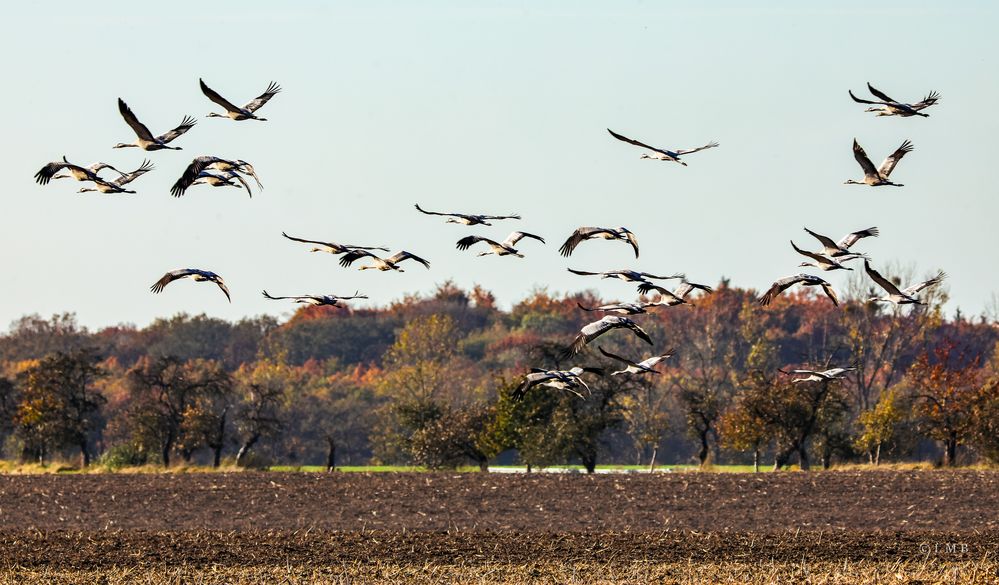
left=0, top=470, right=996, bottom=567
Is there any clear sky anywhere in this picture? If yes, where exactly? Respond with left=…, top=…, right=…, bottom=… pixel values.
left=2, top=1, right=997, bottom=330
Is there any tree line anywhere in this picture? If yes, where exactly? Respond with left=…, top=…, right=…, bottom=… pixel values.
left=1, top=276, right=997, bottom=472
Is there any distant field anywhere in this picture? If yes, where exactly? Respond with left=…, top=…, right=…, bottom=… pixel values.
left=269, top=463, right=762, bottom=473
left=0, top=470, right=996, bottom=582
left=0, top=460, right=791, bottom=474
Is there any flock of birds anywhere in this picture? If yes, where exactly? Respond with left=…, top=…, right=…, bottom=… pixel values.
left=515, top=83, right=945, bottom=400
left=33, top=80, right=946, bottom=401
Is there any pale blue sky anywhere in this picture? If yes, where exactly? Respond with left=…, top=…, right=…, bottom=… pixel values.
left=2, top=1, right=997, bottom=329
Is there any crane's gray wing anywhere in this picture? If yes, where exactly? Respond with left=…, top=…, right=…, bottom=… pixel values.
left=675, top=141, right=719, bottom=156
left=559, top=227, right=613, bottom=257
left=116, top=159, right=154, bottom=186
left=901, top=271, right=946, bottom=296
left=503, top=231, right=545, bottom=247
left=156, top=115, right=197, bottom=143
left=837, top=227, right=879, bottom=249
left=759, top=275, right=806, bottom=306
left=262, top=290, right=297, bottom=300
left=791, top=240, right=829, bottom=264
left=150, top=269, right=198, bottom=293
left=117, top=98, right=155, bottom=142
left=227, top=171, right=253, bottom=197
left=911, top=91, right=940, bottom=111
left=281, top=232, right=337, bottom=248
left=864, top=261, right=904, bottom=296
left=804, top=227, right=839, bottom=251
left=200, top=79, right=243, bottom=113
left=848, top=89, right=883, bottom=105
left=878, top=140, right=913, bottom=178
left=244, top=81, right=281, bottom=112
left=35, top=160, right=82, bottom=185
left=597, top=346, right=639, bottom=367
left=414, top=204, right=451, bottom=217
left=866, top=82, right=898, bottom=103
left=339, top=249, right=378, bottom=268
left=624, top=231, right=640, bottom=258
left=852, top=139, right=879, bottom=178
left=607, top=128, right=671, bottom=156
left=480, top=213, right=521, bottom=220
left=388, top=251, right=430, bottom=268
left=456, top=235, right=490, bottom=251
left=213, top=276, right=232, bottom=302
left=171, top=156, right=227, bottom=197
left=819, top=281, right=839, bottom=307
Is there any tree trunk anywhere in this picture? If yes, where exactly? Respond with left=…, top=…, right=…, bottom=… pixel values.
left=648, top=446, right=658, bottom=474
left=526, top=463, right=532, bottom=474
left=211, top=409, right=228, bottom=468
left=580, top=450, right=597, bottom=474
left=696, top=430, right=710, bottom=466
left=235, top=432, right=261, bottom=466
left=162, top=438, right=172, bottom=468
left=874, top=443, right=881, bottom=466
left=773, top=444, right=796, bottom=471
left=478, top=458, right=490, bottom=472
left=798, top=445, right=810, bottom=471
left=80, top=440, right=90, bottom=468
left=944, top=436, right=957, bottom=467
left=325, top=437, right=336, bottom=472
left=753, top=448, right=759, bottom=473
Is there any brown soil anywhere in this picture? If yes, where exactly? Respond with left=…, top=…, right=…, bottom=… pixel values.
left=0, top=470, right=995, bottom=532
left=0, top=470, right=996, bottom=572
left=1, top=530, right=996, bottom=568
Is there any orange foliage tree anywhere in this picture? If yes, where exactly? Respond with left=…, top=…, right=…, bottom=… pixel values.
left=907, top=342, right=987, bottom=466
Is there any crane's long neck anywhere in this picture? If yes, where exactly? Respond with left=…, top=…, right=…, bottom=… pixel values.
left=113, top=143, right=137, bottom=149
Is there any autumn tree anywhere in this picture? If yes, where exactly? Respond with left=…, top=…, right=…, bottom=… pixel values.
left=718, top=309, right=781, bottom=472
left=718, top=404, right=769, bottom=472
left=549, top=369, right=634, bottom=474
left=855, top=387, right=905, bottom=465
left=620, top=376, right=671, bottom=468
left=659, top=284, right=752, bottom=466
left=907, top=342, right=985, bottom=466
left=14, top=349, right=107, bottom=465
left=232, top=359, right=292, bottom=466
left=811, top=390, right=853, bottom=469
left=0, top=377, right=17, bottom=453
left=971, top=377, right=999, bottom=463
left=737, top=369, right=849, bottom=470
left=409, top=404, right=498, bottom=471
left=840, top=266, right=948, bottom=412
left=126, top=356, right=232, bottom=467
left=373, top=314, right=484, bottom=464
left=280, top=363, right=381, bottom=470
left=178, top=389, right=232, bottom=467
left=0, top=314, right=90, bottom=363
left=482, top=378, right=567, bottom=472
